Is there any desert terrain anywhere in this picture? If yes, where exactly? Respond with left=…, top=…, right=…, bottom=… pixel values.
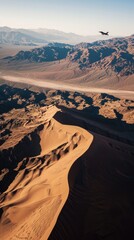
left=0, top=35, right=134, bottom=97
left=0, top=44, right=38, bottom=60
left=0, top=83, right=134, bottom=239
left=0, top=33, right=134, bottom=239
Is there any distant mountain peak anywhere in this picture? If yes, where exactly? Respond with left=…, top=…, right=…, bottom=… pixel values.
left=0, top=26, right=116, bottom=45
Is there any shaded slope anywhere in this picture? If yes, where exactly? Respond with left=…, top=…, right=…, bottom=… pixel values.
left=6, top=43, right=72, bottom=62
left=49, top=131, right=134, bottom=240
left=0, top=84, right=134, bottom=145
left=0, top=84, right=134, bottom=240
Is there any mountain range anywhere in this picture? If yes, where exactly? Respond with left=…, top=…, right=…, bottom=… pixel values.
left=0, top=26, right=114, bottom=45
left=6, top=35, right=134, bottom=77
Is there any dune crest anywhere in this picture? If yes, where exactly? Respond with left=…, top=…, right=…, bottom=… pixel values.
left=0, top=104, right=93, bottom=239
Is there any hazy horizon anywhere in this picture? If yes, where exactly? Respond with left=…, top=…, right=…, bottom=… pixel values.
left=0, top=0, right=133, bottom=36
left=0, top=25, right=124, bottom=38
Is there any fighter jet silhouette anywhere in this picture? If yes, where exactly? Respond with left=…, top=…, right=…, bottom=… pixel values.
left=99, top=31, right=109, bottom=35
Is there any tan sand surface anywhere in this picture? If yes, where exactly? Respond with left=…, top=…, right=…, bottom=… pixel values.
left=0, top=106, right=93, bottom=240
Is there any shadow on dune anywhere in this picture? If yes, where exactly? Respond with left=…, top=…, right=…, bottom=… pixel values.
left=56, top=107, right=134, bottom=145
left=0, top=125, right=43, bottom=194
left=49, top=132, right=134, bottom=240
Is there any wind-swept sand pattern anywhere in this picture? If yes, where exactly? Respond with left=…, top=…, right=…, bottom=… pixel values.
left=0, top=105, right=93, bottom=240
left=0, top=84, right=134, bottom=239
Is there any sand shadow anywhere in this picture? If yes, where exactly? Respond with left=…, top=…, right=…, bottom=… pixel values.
left=49, top=132, right=134, bottom=240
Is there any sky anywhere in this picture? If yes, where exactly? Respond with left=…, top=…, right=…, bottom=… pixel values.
left=0, top=0, right=133, bottom=36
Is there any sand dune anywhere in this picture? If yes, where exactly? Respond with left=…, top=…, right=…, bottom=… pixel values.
left=49, top=121, right=134, bottom=240
left=0, top=84, right=134, bottom=239
left=0, top=105, right=93, bottom=240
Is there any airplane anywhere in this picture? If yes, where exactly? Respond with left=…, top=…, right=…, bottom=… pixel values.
left=99, top=31, right=109, bottom=35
